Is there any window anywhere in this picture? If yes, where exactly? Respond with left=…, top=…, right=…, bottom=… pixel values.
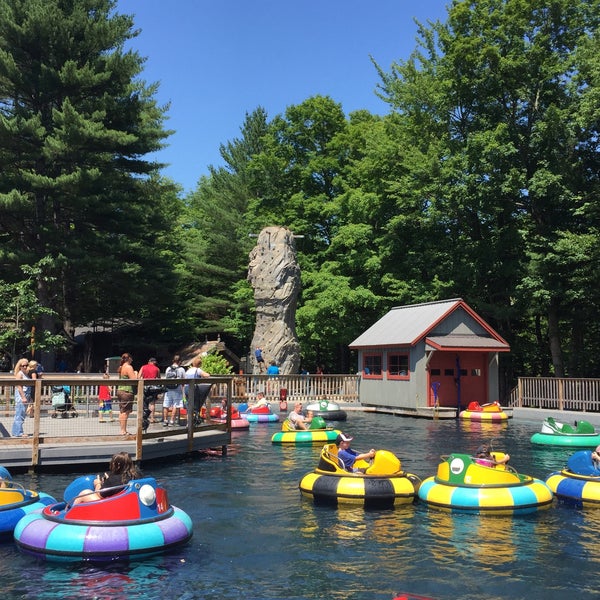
left=363, top=354, right=382, bottom=377
left=388, top=353, right=409, bottom=380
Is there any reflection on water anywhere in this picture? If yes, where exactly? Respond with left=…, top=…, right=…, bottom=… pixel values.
left=427, top=510, right=518, bottom=566
left=2, top=413, right=600, bottom=599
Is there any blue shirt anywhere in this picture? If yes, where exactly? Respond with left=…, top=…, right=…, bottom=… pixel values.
left=267, top=364, right=279, bottom=375
left=338, top=447, right=359, bottom=471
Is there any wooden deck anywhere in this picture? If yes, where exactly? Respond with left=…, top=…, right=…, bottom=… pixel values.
left=0, top=413, right=230, bottom=472
left=0, top=375, right=236, bottom=472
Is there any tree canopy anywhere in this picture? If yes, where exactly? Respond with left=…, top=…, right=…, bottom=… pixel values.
left=1, top=0, right=599, bottom=387
left=0, top=0, right=180, bottom=364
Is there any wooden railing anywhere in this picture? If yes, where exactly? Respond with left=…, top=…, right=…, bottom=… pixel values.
left=0, top=376, right=233, bottom=467
left=509, top=377, right=600, bottom=412
left=1, top=373, right=360, bottom=410
left=225, top=373, right=360, bottom=403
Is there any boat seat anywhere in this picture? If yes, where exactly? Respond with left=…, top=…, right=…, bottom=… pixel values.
left=281, top=419, right=295, bottom=432
left=318, top=443, right=345, bottom=472
left=567, top=451, right=600, bottom=476
left=576, top=421, right=596, bottom=434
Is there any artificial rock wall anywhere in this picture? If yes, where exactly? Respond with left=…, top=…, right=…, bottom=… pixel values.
left=247, top=226, right=301, bottom=374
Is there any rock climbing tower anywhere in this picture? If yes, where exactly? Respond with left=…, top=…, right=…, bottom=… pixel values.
left=248, top=226, right=301, bottom=374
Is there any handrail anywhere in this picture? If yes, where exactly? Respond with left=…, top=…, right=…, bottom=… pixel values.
left=509, top=377, right=600, bottom=413
left=0, top=376, right=233, bottom=468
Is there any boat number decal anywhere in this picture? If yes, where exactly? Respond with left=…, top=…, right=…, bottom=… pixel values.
left=450, top=457, right=465, bottom=475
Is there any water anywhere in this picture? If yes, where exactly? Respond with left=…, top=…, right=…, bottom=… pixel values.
left=1, top=412, right=599, bottom=600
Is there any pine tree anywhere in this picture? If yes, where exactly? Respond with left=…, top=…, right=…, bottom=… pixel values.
left=0, top=0, right=177, bottom=350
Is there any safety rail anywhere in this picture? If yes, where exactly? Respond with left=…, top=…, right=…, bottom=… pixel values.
left=1, top=373, right=359, bottom=410
left=229, top=373, right=360, bottom=403
left=0, top=375, right=233, bottom=467
left=509, top=377, right=600, bottom=412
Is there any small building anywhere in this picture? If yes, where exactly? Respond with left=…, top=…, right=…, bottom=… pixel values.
left=349, top=298, right=510, bottom=413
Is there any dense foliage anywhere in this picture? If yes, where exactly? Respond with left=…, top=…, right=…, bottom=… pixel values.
left=0, top=0, right=182, bottom=367
left=1, top=0, right=599, bottom=388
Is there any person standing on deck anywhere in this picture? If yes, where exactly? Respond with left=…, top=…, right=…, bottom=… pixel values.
left=163, top=355, right=185, bottom=426
left=116, top=353, right=137, bottom=436
left=11, top=359, right=30, bottom=437
left=139, top=357, right=161, bottom=424
left=98, top=372, right=114, bottom=422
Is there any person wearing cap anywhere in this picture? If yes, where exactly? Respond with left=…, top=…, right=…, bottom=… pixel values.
left=475, top=444, right=510, bottom=467
left=336, top=433, right=375, bottom=472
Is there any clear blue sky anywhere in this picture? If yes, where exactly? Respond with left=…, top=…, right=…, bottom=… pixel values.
left=116, top=0, right=450, bottom=195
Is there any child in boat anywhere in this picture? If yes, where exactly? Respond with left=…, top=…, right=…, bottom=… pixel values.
left=336, top=433, right=375, bottom=472
left=72, top=452, right=142, bottom=504
left=475, top=444, right=510, bottom=466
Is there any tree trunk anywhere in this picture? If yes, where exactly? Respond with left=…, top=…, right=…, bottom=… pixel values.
left=547, top=299, right=564, bottom=377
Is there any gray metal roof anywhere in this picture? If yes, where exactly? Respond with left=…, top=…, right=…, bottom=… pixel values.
left=426, top=334, right=509, bottom=351
left=350, top=298, right=464, bottom=348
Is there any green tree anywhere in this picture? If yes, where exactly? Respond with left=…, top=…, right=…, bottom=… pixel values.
left=0, top=260, right=64, bottom=365
left=181, top=108, right=270, bottom=350
left=375, top=0, right=600, bottom=378
left=0, top=0, right=178, bottom=356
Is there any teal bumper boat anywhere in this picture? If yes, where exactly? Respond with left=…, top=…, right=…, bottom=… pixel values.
left=531, top=417, right=600, bottom=447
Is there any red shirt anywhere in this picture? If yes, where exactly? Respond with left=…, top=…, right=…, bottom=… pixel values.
left=139, top=363, right=160, bottom=379
left=98, top=385, right=111, bottom=401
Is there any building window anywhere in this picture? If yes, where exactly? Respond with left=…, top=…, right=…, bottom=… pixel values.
left=388, top=353, right=409, bottom=380
left=363, top=354, right=382, bottom=378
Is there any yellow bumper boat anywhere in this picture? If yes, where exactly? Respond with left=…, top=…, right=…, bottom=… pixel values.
left=299, top=444, right=420, bottom=508
left=418, top=452, right=553, bottom=514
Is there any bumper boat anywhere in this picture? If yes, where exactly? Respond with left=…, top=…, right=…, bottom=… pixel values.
left=240, top=403, right=279, bottom=423
left=271, top=417, right=341, bottom=444
left=546, top=451, right=600, bottom=507
left=299, top=444, right=420, bottom=508
left=530, top=417, right=600, bottom=447
left=418, top=452, right=553, bottom=514
left=0, top=467, right=56, bottom=538
left=459, top=401, right=509, bottom=422
left=304, top=399, right=347, bottom=421
left=14, top=475, right=193, bottom=562
left=201, top=405, right=250, bottom=429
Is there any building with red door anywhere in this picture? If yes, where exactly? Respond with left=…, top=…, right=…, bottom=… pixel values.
left=349, top=299, right=510, bottom=415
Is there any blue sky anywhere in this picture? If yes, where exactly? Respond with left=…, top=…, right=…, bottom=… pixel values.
left=116, top=1, right=450, bottom=194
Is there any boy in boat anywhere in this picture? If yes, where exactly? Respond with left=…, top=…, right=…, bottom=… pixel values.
left=336, top=433, right=375, bottom=472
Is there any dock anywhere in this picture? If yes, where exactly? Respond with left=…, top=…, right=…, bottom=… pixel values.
left=0, top=375, right=235, bottom=472
left=0, top=413, right=230, bottom=472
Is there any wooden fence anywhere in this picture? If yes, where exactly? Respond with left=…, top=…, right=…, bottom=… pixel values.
left=0, top=373, right=360, bottom=414
left=509, top=377, right=600, bottom=412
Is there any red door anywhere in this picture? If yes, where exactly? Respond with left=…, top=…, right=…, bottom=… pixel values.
left=428, top=353, right=487, bottom=408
